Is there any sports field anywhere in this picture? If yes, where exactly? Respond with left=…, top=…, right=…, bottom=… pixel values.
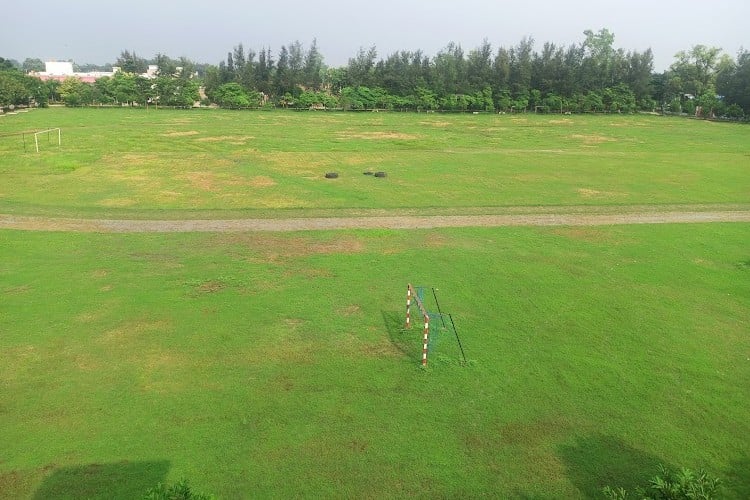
left=1, top=108, right=749, bottom=498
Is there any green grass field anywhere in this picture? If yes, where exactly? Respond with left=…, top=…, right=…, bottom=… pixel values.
left=1, top=108, right=748, bottom=217
left=1, top=108, right=749, bottom=498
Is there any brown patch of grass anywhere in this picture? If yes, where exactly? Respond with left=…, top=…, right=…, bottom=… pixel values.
left=339, top=304, right=362, bottom=316
left=499, top=418, right=572, bottom=447
left=197, top=280, right=225, bottom=293
left=248, top=176, right=276, bottom=187
left=74, top=353, right=101, bottom=372
left=551, top=227, right=609, bottom=244
left=100, top=285, right=114, bottom=292
left=549, top=118, right=573, bottom=125
left=214, top=233, right=366, bottom=259
left=338, top=131, right=419, bottom=140
left=425, top=233, right=449, bottom=248
left=272, top=373, right=295, bottom=391
left=284, top=267, right=335, bottom=279
left=97, top=198, right=137, bottom=207
left=360, top=339, right=404, bottom=358
left=76, top=311, right=103, bottom=323
left=195, top=135, right=255, bottom=144
left=229, top=337, right=317, bottom=365
left=3, top=284, right=31, bottom=294
left=335, top=330, right=404, bottom=359
left=420, top=121, right=452, bottom=127
left=570, top=134, right=616, bottom=145
left=0, top=467, right=48, bottom=499
left=162, top=130, right=199, bottom=137
left=181, top=171, right=216, bottom=191
left=99, top=319, right=171, bottom=344
left=284, top=318, right=306, bottom=329
left=255, top=151, right=335, bottom=178
left=91, top=269, right=109, bottom=278
left=577, top=188, right=629, bottom=199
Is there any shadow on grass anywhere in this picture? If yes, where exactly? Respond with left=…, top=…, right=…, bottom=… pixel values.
left=33, top=460, right=170, bottom=500
left=557, top=434, right=667, bottom=499
left=381, top=310, right=422, bottom=362
left=726, top=454, right=750, bottom=499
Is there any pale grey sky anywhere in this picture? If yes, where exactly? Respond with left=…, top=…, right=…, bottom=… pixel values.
left=2, top=0, right=747, bottom=71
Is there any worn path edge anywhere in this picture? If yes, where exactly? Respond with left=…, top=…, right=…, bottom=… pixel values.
left=2, top=211, right=749, bottom=233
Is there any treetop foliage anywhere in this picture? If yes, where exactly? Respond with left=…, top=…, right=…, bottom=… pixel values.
left=2, top=30, right=748, bottom=118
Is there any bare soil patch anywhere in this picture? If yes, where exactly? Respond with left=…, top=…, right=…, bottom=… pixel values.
left=248, top=176, right=277, bottom=187
left=570, top=134, right=615, bottom=145
left=2, top=208, right=749, bottom=233
left=338, top=131, right=419, bottom=140
left=195, top=135, right=255, bottom=144
left=162, top=130, right=200, bottom=137
left=577, top=188, right=629, bottom=199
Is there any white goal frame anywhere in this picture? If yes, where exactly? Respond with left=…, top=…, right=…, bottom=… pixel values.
left=33, top=128, right=61, bottom=153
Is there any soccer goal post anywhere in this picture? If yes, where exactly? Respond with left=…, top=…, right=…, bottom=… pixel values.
left=405, top=284, right=467, bottom=367
left=33, top=128, right=61, bottom=153
left=406, top=283, right=431, bottom=366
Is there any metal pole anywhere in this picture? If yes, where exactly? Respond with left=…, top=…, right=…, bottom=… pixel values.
left=431, top=288, right=447, bottom=328
left=448, top=313, right=467, bottom=364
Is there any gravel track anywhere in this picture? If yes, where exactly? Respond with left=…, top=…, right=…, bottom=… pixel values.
left=2, top=210, right=749, bottom=233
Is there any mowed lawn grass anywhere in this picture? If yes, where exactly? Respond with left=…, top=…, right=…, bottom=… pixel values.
left=0, top=108, right=748, bottom=217
left=1, top=223, right=749, bottom=498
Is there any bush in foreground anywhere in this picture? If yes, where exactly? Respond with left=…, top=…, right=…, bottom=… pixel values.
left=144, top=479, right=212, bottom=500
left=603, top=465, right=720, bottom=499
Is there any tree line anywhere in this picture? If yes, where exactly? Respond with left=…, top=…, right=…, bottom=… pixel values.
left=1, top=29, right=748, bottom=118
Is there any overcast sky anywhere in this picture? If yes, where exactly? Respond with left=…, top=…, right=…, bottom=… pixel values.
left=2, top=0, right=747, bottom=71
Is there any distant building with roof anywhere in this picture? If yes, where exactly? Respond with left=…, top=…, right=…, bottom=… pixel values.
left=31, top=61, right=120, bottom=83
left=30, top=61, right=163, bottom=83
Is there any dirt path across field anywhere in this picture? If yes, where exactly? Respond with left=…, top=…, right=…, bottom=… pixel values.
left=1, top=210, right=749, bottom=233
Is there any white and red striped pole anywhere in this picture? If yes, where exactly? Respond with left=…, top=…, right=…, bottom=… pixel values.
left=405, top=285, right=412, bottom=328
left=421, top=314, right=430, bottom=366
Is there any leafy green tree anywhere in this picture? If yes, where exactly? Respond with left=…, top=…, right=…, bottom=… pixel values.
left=432, top=42, right=467, bottom=96
left=111, top=72, right=140, bottom=105
left=668, top=45, right=722, bottom=98
left=347, top=46, right=377, bottom=87
left=603, top=83, right=636, bottom=112
left=303, top=38, right=324, bottom=90
left=93, top=76, right=116, bottom=104
left=625, top=49, right=654, bottom=108
left=274, top=45, right=291, bottom=95
left=213, top=82, right=252, bottom=108
left=0, top=57, right=18, bottom=71
left=415, top=86, right=438, bottom=110
left=255, top=48, right=274, bottom=95
left=154, top=53, right=177, bottom=77
left=717, top=49, right=750, bottom=115
left=509, top=37, right=534, bottom=98
left=296, top=90, right=337, bottom=108
left=238, top=47, right=256, bottom=91
left=0, top=72, right=29, bottom=106
left=22, top=58, right=45, bottom=73
left=466, top=40, right=493, bottom=93
left=580, top=28, right=619, bottom=90
left=202, top=66, right=222, bottom=102
left=695, top=84, right=723, bottom=117
left=287, top=40, right=305, bottom=94
left=59, top=77, right=89, bottom=106
left=116, top=50, right=148, bottom=74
